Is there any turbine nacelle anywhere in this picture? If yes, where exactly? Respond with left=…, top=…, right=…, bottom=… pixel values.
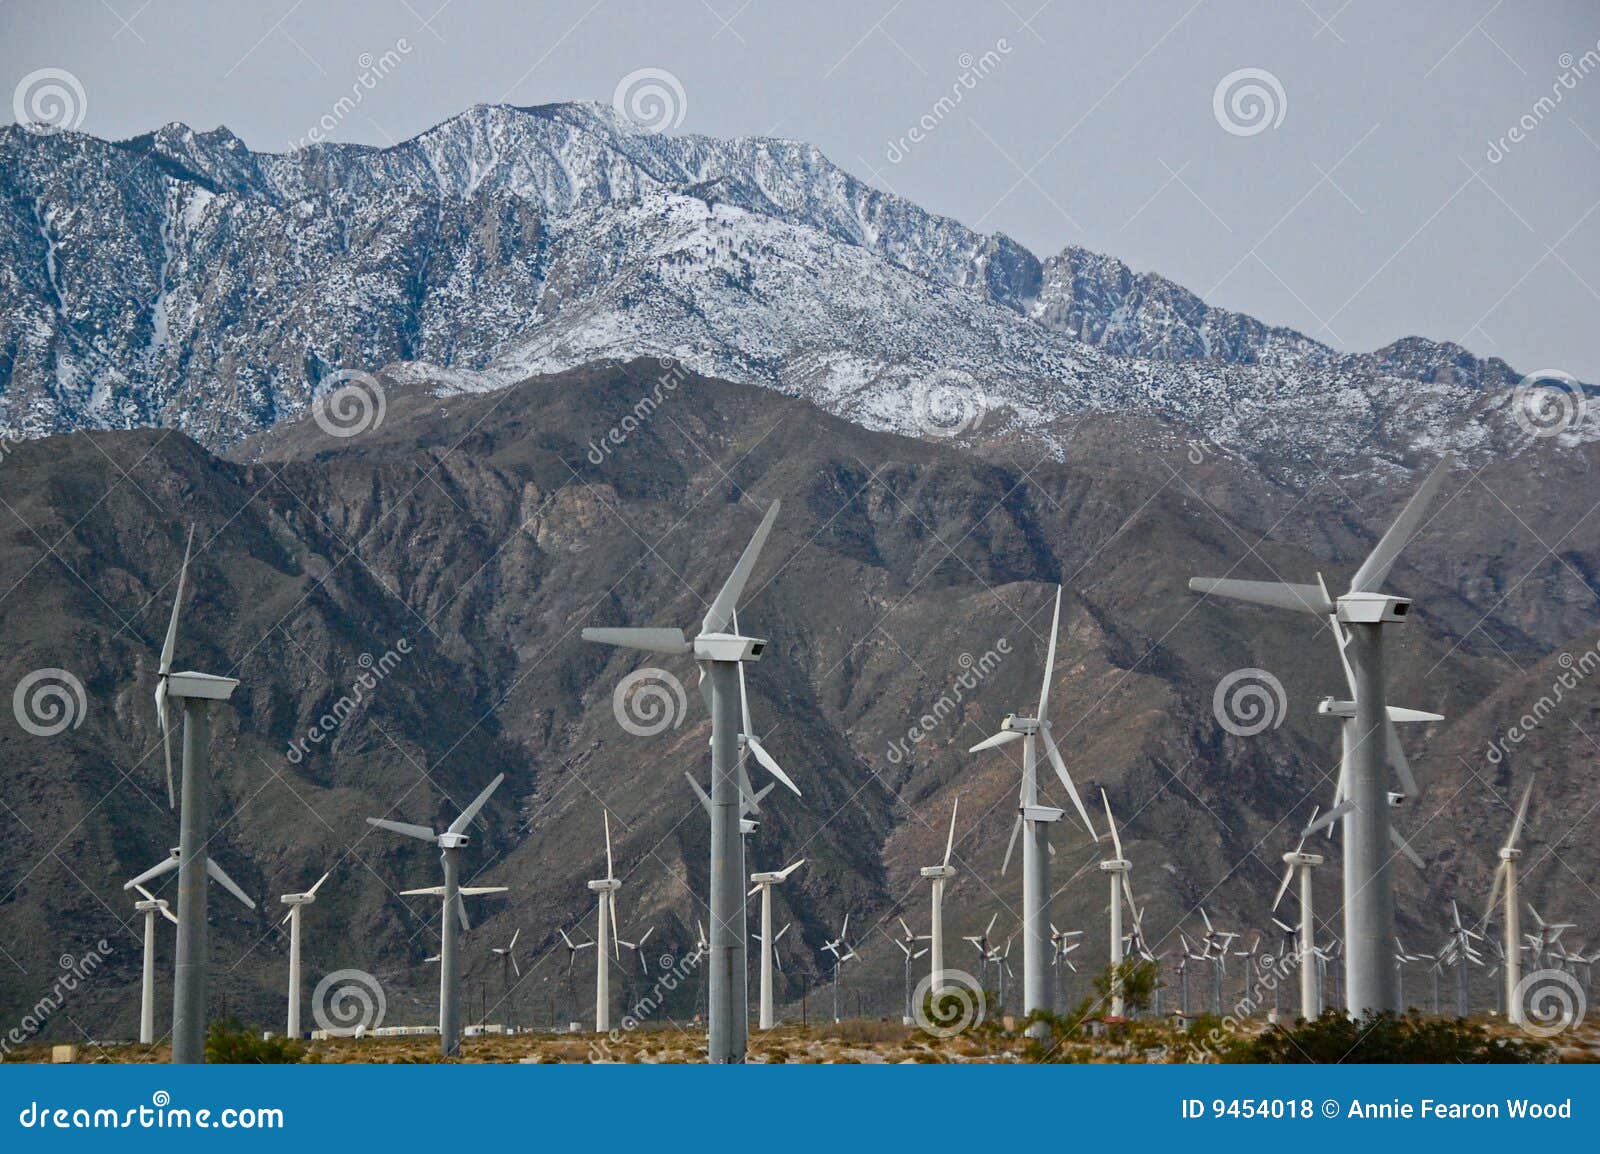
left=1499, top=846, right=1523, bottom=861
left=693, top=632, right=766, bottom=663
left=587, top=878, right=621, bottom=893
left=1334, top=591, right=1411, bottom=624
left=436, top=832, right=471, bottom=850
left=1000, top=713, right=1037, bottom=734
left=919, top=864, right=957, bottom=879
left=1283, top=851, right=1325, bottom=867
left=1098, top=858, right=1131, bottom=873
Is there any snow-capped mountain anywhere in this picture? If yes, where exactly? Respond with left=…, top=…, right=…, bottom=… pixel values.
left=0, top=102, right=1584, bottom=464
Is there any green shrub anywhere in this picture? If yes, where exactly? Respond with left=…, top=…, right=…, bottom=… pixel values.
left=204, top=1018, right=306, bottom=1064
left=1219, top=1011, right=1549, bottom=1064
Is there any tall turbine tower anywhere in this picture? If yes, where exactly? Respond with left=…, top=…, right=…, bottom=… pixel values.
left=583, top=500, right=796, bottom=1063
left=1486, top=778, right=1534, bottom=1024
left=1272, top=808, right=1324, bottom=1021
left=748, top=858, right=804, bottom=1029
left=588, top=811, right=623, bottom=1032
left=1098, top=790, right=1136, bottom=1017
left=366, top=772, right=506, bottom=1056
left=919, top=799, right=960, bottom=997
left=148, top=527, right=244, bottom=1062
left=278, top=870, right=330, bottom=1038
left=969, top=587, right=1097, bottom=1036
left=1189, top=453, right=1455, bottom=1015
left=130, top=883, right=177, bottom=1045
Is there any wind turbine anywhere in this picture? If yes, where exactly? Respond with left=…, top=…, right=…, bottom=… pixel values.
left=748, top=858, right=804, bottom=1029
left=963, top=913, right=999, bottom=993
left=1445, top=900, right=1484, bottom=1017
left=918, top=798, right=960, bottom=997
left=583, top=500, right=796, bottom=1063
left=129, top=883, right=177, bottom=1045
left=489, top=928, right=521, bottom=1030
left=557, top=928, right=594, bottom=1030
left=968, top=587, right=1098, bottom=1036
left=1485, top=778, right=1534, bottom=1024
left=145, top=526, right=244, bottom=1062
left=822, top=913, right=858, bottom=1023
left=1273, top=808, right=1325, bottom=1021
left=1190, top=454, right=1454, bottom=1015
left=585, top=811, right=628, bottom=1033
left=366, top=772, right=506, bottom=1056
left=278, top=870, right=331, bottom=1038
left=617, top=924, right=656, bottom=975
left=1099, top=789, right=1136, bottom=1017
left=892, top=922, right=931, bottom=1024
left=1197, top=909, right=1237, bottom=1015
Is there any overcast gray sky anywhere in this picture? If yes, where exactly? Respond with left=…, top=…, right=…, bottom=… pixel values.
left=5, top=0, right=1599, bottom=379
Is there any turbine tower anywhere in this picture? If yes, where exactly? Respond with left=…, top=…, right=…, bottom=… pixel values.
left=968, top=587, right=1097, bottom=1036
left=583, top=500, right=795, bottom=1063
left=1272, top=808, right=1324, bottom=1021
left=1485, top=777, right=1534, bottom=1024
left=123, top=844, right=255, bottom=1056
left=129, top=883, right=177, bottom=1045
left=278, top=870, right=331, bottom=1039
left=822, top=913, right=858, bottom=1022
left=489, top=928, right=521, bottom=1030
left=918, top=798, right=960, bottom=997
left=748, top=858, right=804, bottom=1029
left=1098, top=790, right=1135, bottom=1017
left=588, top=811, right=624, bottom=1033
left=148, top=526, right=244, bottom=1062
left=366, top=772, right=506, bottom=1056
left=1189, top=453, right=1455, bottom=1015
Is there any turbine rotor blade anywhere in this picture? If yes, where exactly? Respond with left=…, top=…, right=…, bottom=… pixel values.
left=943, top=798, right=959, bottom=868
left=1187, top=577, right=1331, bottom=616
left=307, top=870, right=331, bottom=897
left=1100, top=788, right=1121, bottom=859
left=1303, top=800, right=1354, bottom=838
left=580, top=627, right=691, bottom=654
left=205, top=858, right=256, bottom=910
left=745, top=735, right=801, bottom=796
left=1272, top=864, right=1295, bottom=912
left=1001, top=814, right=1022, bottom=875
left=447, top=773, right=505, bottom=836
left=1349, top=452, right=1456, bottom=593
left=158, top=525, right=193, bottom=676
left=1042, top=728, right=1097, bottom=839
left=969, top=729, right=1023, bottom=753
left=1037, top=586, right=1062, bottom=722
left=366, top=817, right=437, bottom=842
left=703, top=501, right=780, bottom=636
left=1506, top=777, right=1535, bottom=851
left=124, top=855, right=180, bottom=889
left=1385, top=721, right=1419, bottom=798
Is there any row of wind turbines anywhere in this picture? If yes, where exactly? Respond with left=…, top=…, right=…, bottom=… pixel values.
left=112, top=454, right=1572, bottom=1062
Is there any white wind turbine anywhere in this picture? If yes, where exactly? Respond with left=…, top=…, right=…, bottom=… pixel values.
left=558, top=928, right=594, bottom=1031
left=969, top=587, right=1098, bottom=1035
left=1485, top=777, right=1534, bottom=1024
left=278, top=869, right=331, bottom=1038
left=1098, top=789, right=1137, bottom=1017
left=617, top=924, right=656, bottom=976
left=1394, top=937, right=1422, bottom=1010
left=366, top=772, right=506, bottom=1056
left=892, top=918, right=932, bottom=1024
left=822, top=913, right=858, bottom=1023
left=583, top=501, right=797, bottom=1063
left=748, top=857, right=804, bottom=1029
left=1272, top=807, right=1325, bottom=1021
left=129, top=883, right=177, bottom=1045
left=489, top=928, right=521, bottom=1030
left=588, top=811, right=624, bottom=1033
left=1190, top=453, right=1455, bottom=1015
left=918, top=798, right=960, bottom=997
left=145, top=525, right=244, bottom=1062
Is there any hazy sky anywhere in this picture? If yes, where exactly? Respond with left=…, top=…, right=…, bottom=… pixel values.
left=5, top=0, right=1599, bottom=378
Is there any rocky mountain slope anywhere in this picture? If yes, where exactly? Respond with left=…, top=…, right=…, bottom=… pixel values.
left=2, top=104, right=1584, bottom=472
left=0, top=362, right=1593, bottom=1040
